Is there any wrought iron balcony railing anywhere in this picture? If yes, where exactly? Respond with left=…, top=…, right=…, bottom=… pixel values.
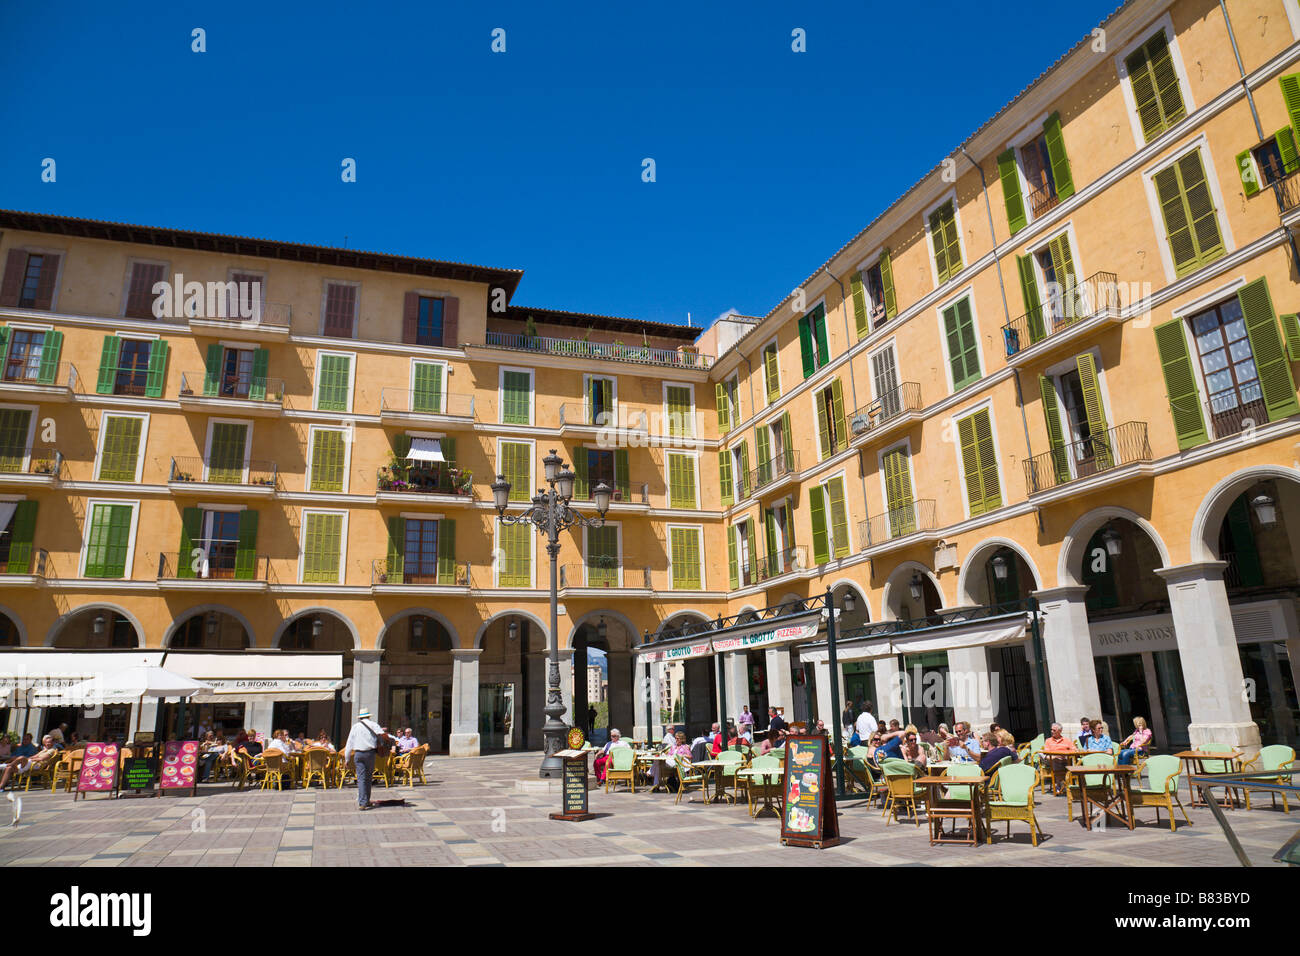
left=371, top=557, right=470, bottom=586
left=559, top=563, right=652, bottom=589
left=157, top=551, right=270, bottom=582
left=1002, top=271, right=1120, bottom=357
left=483, top=331, right=714, bottom=369
left=848, top=382, right=923, bottom=437
left=859, top=499, right=938, bottom=548
left=558, top=402, right=650, bottom=430
left=0, top=361, right=79, bottom=391
left=0, top=445, right=62, bottom=478
left=750, top=449, right=799, bottom=493
left=376, top=462, right=474, bottom=497
left=169, top=456, right=278, bottom=488
left=1023, top=421, right=1152, bottom=495
left=379, top=388, right=475, bottom=418
left=179, top=371, right=285, bottom=404
left=754, top=546, right=807, bottom=582
left=1025, top=180, right=1060, bottom=219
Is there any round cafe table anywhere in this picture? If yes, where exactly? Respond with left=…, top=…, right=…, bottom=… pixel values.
left=1036, top=749, right=1089, bottom=795
left=735, top=767, right=783, bottom=817
left=1174, top=750, right=1244, bottom=808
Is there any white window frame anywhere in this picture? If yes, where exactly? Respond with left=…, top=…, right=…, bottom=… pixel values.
left=298, top=508, right=349, bottom=585
left=305, top=423, right=353, bottom=494
left=1168, top=280, right=1257, bottom=443
left=662, top=381, right=697, bottom=440
left=761, top=337, right=782, bottom=405
left=876, top=438, right=918, bottom=535
left=7, top=247, right=65, bottom=313
left=94, top=410, right=151, bottom=483
left=949, top=398, right=1006, bottom=521
left=582, top=520, right=623, bottom=588
left=815, top=470, right=852, bottom=556
left=1114, top=14, right=1196, bottom=150
left=1140, top=135, right=1234, bottom=285
left=121, top=257, right=170, bottom=319
left=722, top=373, right=741, bottom=425
left=1287, top=0, right=1300, bottom=39
left=224, top=267, right=267, bottom=320
left=808, top=378, right=848, bottom=459
left=582, top=373, right=619, bottom=425
left=1044, top=346, right=1115, bottom=481
left=666, top=449, right=701, bottom=510
left=319, top=279, right=361, bottom=338
left=498, top=365, right=535, bottom=426
left=922, top=189, right=967, bottom=289
left=79, top=498, right=141, bottom=579
left=933, top=287, right=985, bottom=395
left=496, top=437, right=535, bottom=500
left=0, top=403, right=40, bottom=473
left=202, top=417, right=254, bottom=483
left=312, top=349, right=356, bottom=413
left=493, top=519, right=536, bottom=589
left=409, top=358, right=451, bottom=414
left=666, top=523, right=705, bottom=591
left=1025, top=222, right=1089, bottom=331
left=867, top=338, right=900, bottom=403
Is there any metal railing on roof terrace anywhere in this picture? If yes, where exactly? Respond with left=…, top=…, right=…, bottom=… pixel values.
left=483, top=331, right=713, bottom=369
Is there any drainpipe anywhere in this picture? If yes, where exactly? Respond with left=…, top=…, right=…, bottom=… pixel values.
left=1218, top=0, right=1300, bottom=271
left=823, top=266, right=872, bottom=536
left=960, top=146, right=1041, bottom=533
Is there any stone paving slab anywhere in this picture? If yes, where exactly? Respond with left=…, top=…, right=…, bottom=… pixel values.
left=0, top=751, right=1294, bottom=867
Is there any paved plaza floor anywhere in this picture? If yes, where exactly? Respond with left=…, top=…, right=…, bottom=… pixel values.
left=0, top=752, right=1294, bottom=867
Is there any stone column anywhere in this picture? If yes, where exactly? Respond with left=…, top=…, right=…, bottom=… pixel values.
left=1155, top=562, right=1261, bottom=755
left=350, top=650, right=382, bottom=726
left=1033, top=585, right=1102, bottom=725
left=764, top=645, right=794, bottom=721
left=943, top=646, right=998, bottom=731
left=448, top=648, right=483, bottom=758
left=873, top=656, right=902, bottom=719
left=632, top=656, right=662, bottom=743
left=812, top=659, right=836, bottom=726
left=524, top=650, right=547, bottom=750
left=722, top=652, right=749, bottom=728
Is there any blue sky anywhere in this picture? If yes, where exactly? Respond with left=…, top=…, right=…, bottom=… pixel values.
left=0, top=0, right=1120, bottom=327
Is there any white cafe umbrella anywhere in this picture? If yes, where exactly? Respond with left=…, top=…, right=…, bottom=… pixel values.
left=52, top=663, right=213, bottom=739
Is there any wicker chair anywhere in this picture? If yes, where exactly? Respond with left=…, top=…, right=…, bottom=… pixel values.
left=300, top=748, right=331, bottom=789
left=741, top=755, right=782, bottom=817
left=50, top=749, right=83, bottom=793
left=1066, top=753, right=1115, bottom=823
left=986, top=763, right=1042, bottom=846
left=394, top=746, right=428, bottom=787
left=880, top=757, right=925, bottom=826
left=372, top=752, right=393, bottom=789
left=21, top=754, right=57, bottom=792
left=257, top=751, right=287, bottom=791
left=1239, top=745, right=1295, bottom=813
left=604, top=747, right=637, bottom=793
left=1130, top=754, right=1191, bottom=831
left=673, top=755, right=703, bottom=805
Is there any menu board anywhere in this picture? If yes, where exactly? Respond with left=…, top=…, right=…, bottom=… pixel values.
left=121, top=757, right=156, bottom=793
left=549, top=750, right=594, bottom=822
left=779, top=735, right=840, bottom=848
left=159, top=741, right=199, bottom=795
left=75, top=743, right=120, bottom=798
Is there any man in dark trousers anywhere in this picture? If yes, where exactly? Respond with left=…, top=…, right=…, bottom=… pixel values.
left=343, top=708, right=390, bottom=811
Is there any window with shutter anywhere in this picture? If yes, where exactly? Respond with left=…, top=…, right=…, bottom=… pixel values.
left=84, top=503, right=134, bottom=578
left=302, top=512, right=344, bottom=583
left=929, top=202, right=964, bottom=284
left=998, top=149, right=1027, bottom=235
left=957, top=408, right=1001, bottom=516
left=586, top=524, right=620, bottom=587
left=415, top=296, right=445, bottom=346
left=1153, top=150, right=1224, bottom=278
left=501, top=370, right=532, bottom=425
left=315, top=354, right=352, bottom=411
left=1, top=252, right=59, bottom=311
left=665, top=385, right=694, bottom=438
left=3, top=500, right=37, bottom=574
left=99, top=415, right=144, bottom=482
left=667, top=453, right=697, bottom=509
left=882, top=446, right=915, bottom=535
left=308, top=428, right=346, bottom=492
left=871, top=346, right=901, bottom=419
left=669, top=527, right=702, bottom=590
left=762, top=342, right=780, bottom=404
left=942, top=298, right=981, bottom=391
left=808, top=485, right=829, bottom=565
left=500, top=441, right=532, bottom=501
left=497, top=521, right=531, bottom=587
left=825, top=476, right=850, bottom=558
left=0, top=408, right=31, bottom=473
left=207, top=422, right=249, bottom=483
left=323, top=283, right=357, bottom=338
left=124, top=262, right=166, bottom=319
left=1153, top=318, right=1209, bottom=449
left=3, top=329, right=45, bottom=384
left=411, top=361, right=444, bottom=413
left=1125, top=30, right=1186, bottom=143
left=112, top=339, right=152, bottom=396
left=718, top=450, right=734, bottom=507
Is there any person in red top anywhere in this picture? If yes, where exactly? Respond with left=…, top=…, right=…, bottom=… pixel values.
left=1041, top=722, right=1076, bottom=795
left=708, top=722, right=724, bottom=757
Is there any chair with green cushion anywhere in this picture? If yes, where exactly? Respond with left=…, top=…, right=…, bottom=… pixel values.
left=986, top=763, right=1043, bottom=846
left=881, top=758, right=925, bottom=826
left=605, top=746, right=637, bottom=793
left=1240, top=745, right=1295, bottom=813
left=1130, top=754, right=1190, bottom=831
left=770, top=746, right=785, bottom=760
left=1067, top=753, right=1114, bottom=823
left=716, top=749, right=745, bottom=802
left=673, top=755, right=703, bottom=805
left=1017, top=734, right=1044, bottom=763
left=742, top=754, right=782, bottom=817
left=927, top=762, right=981, bottom=839
left=1195, top=740, right=1237, bottom=806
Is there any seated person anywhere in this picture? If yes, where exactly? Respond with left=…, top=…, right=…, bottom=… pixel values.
left=10, top=734, right=37, bottom=759
left=1083, top=719, right=1113, bottom=753
left=1118, top=717, right=1151, bottom=765
left=759, top=728, right=781, bottom=755
left=266, top=730, right=294, bottom=757
left=1041, top=722, right=1076, bottom=794
left=395, top=728, right=419, bottom=754
left=593, top=728, right=631, bottom=783
left=767, top=707, right=787, bottom=734
left=1076, top=716, right=1093, bottom=748
left=944, top=734, right=979, bottom=763
left=0, top=735, right=59, bottom=789
left=899, top=727, right=927, bottom=770
left=874, top=728, right=909, bottom=761
left=978, top=731, right=1018, bottom=773
left=653, top=731, right=693, bottom=789
left=311, top=730, right=336, bottom=752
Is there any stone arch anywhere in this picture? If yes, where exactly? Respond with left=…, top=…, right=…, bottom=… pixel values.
left=880, top=562, right=945, bottom=621
left=0, top=604, right=28, bottom=647
left=376, top=607, right=461, bottom=651
left=827, top=577, right=872, bottom=622
left=473, top=608, right=549, bottom=650
left=270, top=608, right=361, bottom=651
left=956, top=537, right=1043, bottom=606
left=654, top=610, right=712, bottom=638
left=1058, top=506, right=1170, bottom=586
left=163, top=605, right=258, bottom=648
left=44, top=603, right=146, bottom=648
left=564, top=609, right=639, bottom=651
left=1190, top=464, right=1300, bottom=563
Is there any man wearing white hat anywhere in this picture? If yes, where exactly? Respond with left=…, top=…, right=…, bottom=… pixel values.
left=343, top=708, right=390, bottom=810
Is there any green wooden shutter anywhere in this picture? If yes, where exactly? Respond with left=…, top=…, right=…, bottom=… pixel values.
left=744, top=519, right=757, bottom=579
left=207, top=422, right=247, bottom=483
left=764, top=344, right=780, bottom=403
left=735, top=442, right=750, bottom=500
left=830, top=378, right=847, bottom=454
left=798, top=315, right=815, bottom=378
left=883, top=446, right=915, bottom=535
left=812, top=308, right=830, bottom=368
left=1017, top=255, right=1045, bottom=342
left=1048, top=234, right=1078, bottom=291
left=716, top=382, right=731, bottom=433
left=614, top=448, right=629, bottom=500
left=391, top=433, right=412, bottom=459
left=670, top=528, right=701, bottom=590
left=385, top=516, right=405, bottom=584
left=930, top=202, right=963, bottom=283
left=99, top=415, right=142, bottom=481
left=957, top=415, right=983, bottom=516
left=501, top=370, right=531, bottom=424
left=943, top=299, right=980, bottom=390
left=879, top=249, right=897, bottom=319
left=1278, top=127, right=1300, bottom=175
left=1282, top=73, right=1300, bottom=133
left=234, top=511, right=259, bottom=581
left=1237, top=149, right=1261, bottom=197
left=1038, top=377, right=1071, bottom=486
left=718, top=450, right=734, bottom=507
left=1155, top=151, right=1223, bottom=278
left=850, top=270, right=869, bottom=338
left=96, top=336, right=122, bottom=394
left=998, top=149, right=1027, bottom=234
left=6, top=500, right=36, bottom=574
left=826, top=477, right=850, bottom=558
left=572, top=446, right=589, bottom=500
left=668, top=454, right=696, bottom=509
left=1279, top=313, right=1300, bottom=362
left=816, top=389, right=831, bottom=459
left=1127, top=31, right=1186, bottom=142
left=809, top=485, right=829, bottom=565
left=309, top=429, right=345, bottom=491
left=85, top=503, right=132, bottom=578
left=203, top=344, right=223, bottom=396
left=1043, top=112, right=1075, bottom=200
left=0, top=328, right=8, bottom=365
left=974, top=410, right=1001, bottom=513
left=779, top=411, right=794, bottom=471
left=586, top=525, right=619, bottom=587
left=958, top=410, right=1000, bottom=516
left=316, top=354, right=350, bottom=410
left=437, top=519, right=457, bottom=584
left=1237, top=278, right=1300, bottom=422
left=1075, top=353, right=1113, bottom=468
left=440, top=436, right=456, bottom=468
left=249, top=348, right=269, bottom=401
left=1225, top=496, right=1264, bottom=587
left=682, top=455, right=698, bottom=509
left=727, top=525, right=739, bottom=589
left=764, top=509, right=778, bottom=564
left=144, top=340, right=169, bottom=397
left=0, top=408, right=30, bottom=473
left=755, top=427, right=772, bottom=486
left=35, top=331, right=62, bottom=385
left=1153, top=318, right=1209, bottom=449
left=666, top=385, right=692, bottom=437
left=502, top=441, right=531, bottom=501
left=302, top=513, right=343, bottom=583
left=412, top=362, right=444, bottom=413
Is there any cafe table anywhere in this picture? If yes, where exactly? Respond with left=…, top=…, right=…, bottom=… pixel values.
left=634, top=753, right=674, bottom=793
left=1174, top=750, right=1244, bottom=808
left=735, top=766, right=783, bottom=817
left=1066, top=763, right=1136, bottom=830
left=688, top=759, right=732, bottom=803
left=1036, top=749, right=1089, bottom=795
left=915, top=773, right=986, bottom=846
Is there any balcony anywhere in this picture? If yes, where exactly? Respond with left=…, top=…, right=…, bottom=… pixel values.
left=849, top=382, right=924, bottom=446
left=1023, top=421, right=1153, bottom=497
left=479, top=331, right=714, bottom=370
left=379, top=388, right=475, bottom=426
left=754, top=547, right=807, bottom=584
left=375, top=461, right=476, bottom=506
left=0, top=362, right=78, bottom=401
left=167, top=456, right=278, bottom=496
left=749, top=449, right=801, bottom=498
left=0, top=446, right=63, bottom=487
left=157, top=551, right=271, bottom=590
left=1002, top=271, right=1121, bottom=365
left=188, top=301, right=292, bottom=341
left=1026, top=180, right=1060, bottom=219
left=0, top=548, right=49, bottom=586
left=859, top=500, right=939, bottom=550
left=558, top=562, right=653, bottom=594
left=178, top=371, right=286, bottom=416
left=371, top=558, right=471, bottom=593
left=558, top=402, right=650, bottom=437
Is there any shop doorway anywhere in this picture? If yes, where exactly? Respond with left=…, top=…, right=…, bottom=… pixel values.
left=272, top=702, right=310, bottom=737
left=388, top=684, right=429, bottom=742
left=479, top=682, right=515, bottom=751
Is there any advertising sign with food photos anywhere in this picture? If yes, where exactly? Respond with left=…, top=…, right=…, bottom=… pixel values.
left=75, top=742, right=120, bottom=798
left=779, top=735, right=840, bottom=848
left=159, top=740, right=199, bottom=795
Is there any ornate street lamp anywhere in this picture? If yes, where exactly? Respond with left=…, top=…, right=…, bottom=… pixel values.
left=312, top=617, right=323, bottom=639
left=492, top=448, right=612, bottom=778
left=991, top=554, right=1009, bottom=581
left=412, top=617, right=425, bottom=641
left=1101, top=526, right=1122, bottom=557
left=909, top=572, right=923, bottom=602
left=842, top=589, right=857, bottom=613
left=206, top=613, right=219, bottom=637
left=1251, top=493, right=1277, bottom=527
left=93, top=614, right=106, bottom=636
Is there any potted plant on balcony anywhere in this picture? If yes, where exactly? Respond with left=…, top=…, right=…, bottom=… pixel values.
left=173, top=469, right=196, bottom=482
left=524, top=315, right=539, bottom=349
left=31, top=458, right=56, bottom=476
left=455, top=468, right=473, bottom=495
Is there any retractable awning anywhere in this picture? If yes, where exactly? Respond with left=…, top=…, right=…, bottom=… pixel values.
left=798, top=612, right=1028, bottom=664
left=405, top=438, right=444, bottom=462
left=638, top=611, right=823, bottom=662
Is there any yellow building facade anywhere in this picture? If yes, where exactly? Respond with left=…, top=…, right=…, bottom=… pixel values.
left=2, top=0, right=1299, bottom=757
